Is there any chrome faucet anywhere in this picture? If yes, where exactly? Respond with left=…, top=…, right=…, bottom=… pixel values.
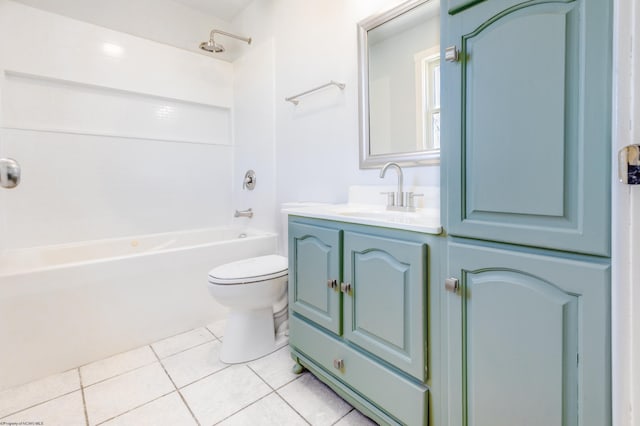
left=380, top=162, right=405, bottom=208
left=379, top=162, right=423, bottom=211
left=234, top=208, right=254, bottom=218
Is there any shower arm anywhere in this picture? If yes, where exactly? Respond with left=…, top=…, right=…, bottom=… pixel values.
left=209, top=30, right=252, bottom=45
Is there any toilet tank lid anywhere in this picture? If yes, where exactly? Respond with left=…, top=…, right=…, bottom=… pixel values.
left=208, top=255, right=288, bottom=282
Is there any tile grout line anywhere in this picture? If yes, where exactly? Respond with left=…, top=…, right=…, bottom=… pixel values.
left=149, top=345, right=201, bottom=426
left=0, top=385, right=80, bottom=420
left=82, top=336, right=217, bottom=390
left=211, top=388, right=277, bottom=425
left=331, top=408, right=357, bottom=425
left=246, top=353, right=314, bottom=425
left=93, top=390, right=176, bottom=426
left=271, top=390, right=313, bottom=426
left=261, top=370, right=312, bottom=426
left=211, top=363, right=306, bottom=426
left=204, top=324, right=222, bottom=341
left=78, top=368, right=90, bottom=426
left=0, top=325, right=220, bottom=416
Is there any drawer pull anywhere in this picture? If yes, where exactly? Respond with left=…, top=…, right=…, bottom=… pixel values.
left=333, top=358, right=344, bottom=370
left=340, top=282, right=352, bottom=295
left=327, top=279, right=338, bottom=289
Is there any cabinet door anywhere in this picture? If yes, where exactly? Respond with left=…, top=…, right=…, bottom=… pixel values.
left=289, top=222, right=342, bottom=335
left=343, top=231, right=427, bottom=381
left=446, top=241, right=610, bottom=426
left=443, top=0, right=611, bottom=256
left=447, top=0, right=485, bottom=15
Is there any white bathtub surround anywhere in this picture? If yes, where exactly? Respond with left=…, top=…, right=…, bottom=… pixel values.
left=0, top=228, right=277, bottom=391
left=0, top=326, right=377, bottom=426
left=0, top=0, right=234, bottom=252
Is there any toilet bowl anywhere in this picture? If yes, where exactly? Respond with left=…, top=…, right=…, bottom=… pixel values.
left=207, top=254, right=288, bottom=363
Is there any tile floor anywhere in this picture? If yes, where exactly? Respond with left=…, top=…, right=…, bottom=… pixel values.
left=0, top=321, right=378, bottom=426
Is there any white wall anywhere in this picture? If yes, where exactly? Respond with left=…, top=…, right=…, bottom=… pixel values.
left=232, top=37, right=278, bottom=234
left=0, top=0, right=235, bottom=250
left=10, top=0, right=250, bottom=62
left=233, top=0, right=440, bottom=212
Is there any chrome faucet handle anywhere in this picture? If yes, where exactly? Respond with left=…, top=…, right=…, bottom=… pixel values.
left=380, top=191, right=395, bottom=207
left=406, top=192, right=424, bottom=209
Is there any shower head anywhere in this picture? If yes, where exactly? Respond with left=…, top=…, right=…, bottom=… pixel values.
left=199, top=39, right=225, bottom=53
left=199, top=29, right=251, bottom=53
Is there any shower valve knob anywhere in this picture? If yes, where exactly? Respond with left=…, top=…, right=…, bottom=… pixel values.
left=0, top=158, right=20, bottom=189
left=243, top=170, right=256, bottom=190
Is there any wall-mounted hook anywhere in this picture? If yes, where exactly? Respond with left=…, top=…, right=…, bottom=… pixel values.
left=243, top=170, right=256, bottom=190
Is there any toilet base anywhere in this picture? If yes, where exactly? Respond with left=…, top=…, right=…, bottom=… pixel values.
left=219, top=307, right=289, bottom=364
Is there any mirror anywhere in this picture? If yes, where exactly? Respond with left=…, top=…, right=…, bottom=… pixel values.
left=358, top=0, right=441, bottom=168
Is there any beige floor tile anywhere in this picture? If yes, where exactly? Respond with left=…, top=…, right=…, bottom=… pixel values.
left=0, top=369, right=80, bottom=418
left=218, top=393, right=307, bottom=426
left=206, top=319, right=226, bottom=338
left=248, top=346, right=299, bottom=389
left=102, top=392, right=196, bottom=426
left=1, top=390, right=85, bottom=426
left=181, top=365, right=271, bottom=425
left=84, top=362, right=174, bottom=425
left=160, top=340, right=227, bottom=388
left=335, top=409, right=379, bottom=425
left=151, top=327, right=215, bottom=359
left=80, top=346, right=157, bottom=386
left=278, top=373, right=352, bottom=426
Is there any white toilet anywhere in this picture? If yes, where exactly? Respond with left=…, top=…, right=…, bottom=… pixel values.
left=208, top=254, right=288, bottom=363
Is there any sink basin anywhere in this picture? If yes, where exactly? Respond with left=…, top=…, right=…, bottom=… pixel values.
left=284, top=203, right=442, bottom=234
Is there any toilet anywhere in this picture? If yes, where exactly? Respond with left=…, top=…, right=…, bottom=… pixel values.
left=208, top=254, right=288, bottom=363
left=207, top=203, right=323, bottom=363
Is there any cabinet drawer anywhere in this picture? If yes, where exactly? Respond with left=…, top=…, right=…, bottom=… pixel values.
left=291, top=316, right=428, bottom=426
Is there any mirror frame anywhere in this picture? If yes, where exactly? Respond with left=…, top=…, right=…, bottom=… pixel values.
left=358, top=0, right=440, bottom=169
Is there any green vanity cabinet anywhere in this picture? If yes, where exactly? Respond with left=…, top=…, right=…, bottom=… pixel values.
left=288, top=216, right=442, bottom=426
left=442, top=0, right=612, bottom=256
left=445, top=240, right=610, bottom=426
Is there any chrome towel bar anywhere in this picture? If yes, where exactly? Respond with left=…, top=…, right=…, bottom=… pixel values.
left=285, top=80, right=346, bottom=105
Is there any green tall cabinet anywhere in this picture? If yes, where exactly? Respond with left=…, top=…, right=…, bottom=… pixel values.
left=442, top=0, right=612, bottom=425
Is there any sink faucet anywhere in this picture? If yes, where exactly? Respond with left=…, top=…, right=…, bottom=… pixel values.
left=379, top=162, right=423, bottom=211
left=379, top=162, right=405, bottom=207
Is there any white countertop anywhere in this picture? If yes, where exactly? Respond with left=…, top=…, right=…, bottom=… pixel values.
left=284, top=203, right=442, bottom=235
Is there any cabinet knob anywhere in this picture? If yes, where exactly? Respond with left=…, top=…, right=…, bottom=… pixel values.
left=445, top=277, right=460, bottom=293
left=333, top=358, right=344, bottom=371
left=445, top=45, right=460, bottom=63
left=340, top=282, right=352, bottom=295
left=327, top=279, right=338, bottom=289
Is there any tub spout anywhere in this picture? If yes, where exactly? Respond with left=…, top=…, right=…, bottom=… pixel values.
left=234, top=208, right=253, bottom=218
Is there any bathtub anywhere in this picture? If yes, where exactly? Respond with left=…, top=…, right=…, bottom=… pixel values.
left=0, top=227, right=277, bottom=391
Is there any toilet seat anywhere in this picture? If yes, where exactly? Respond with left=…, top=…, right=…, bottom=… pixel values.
left=208, top=255, right=288, bottom=285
